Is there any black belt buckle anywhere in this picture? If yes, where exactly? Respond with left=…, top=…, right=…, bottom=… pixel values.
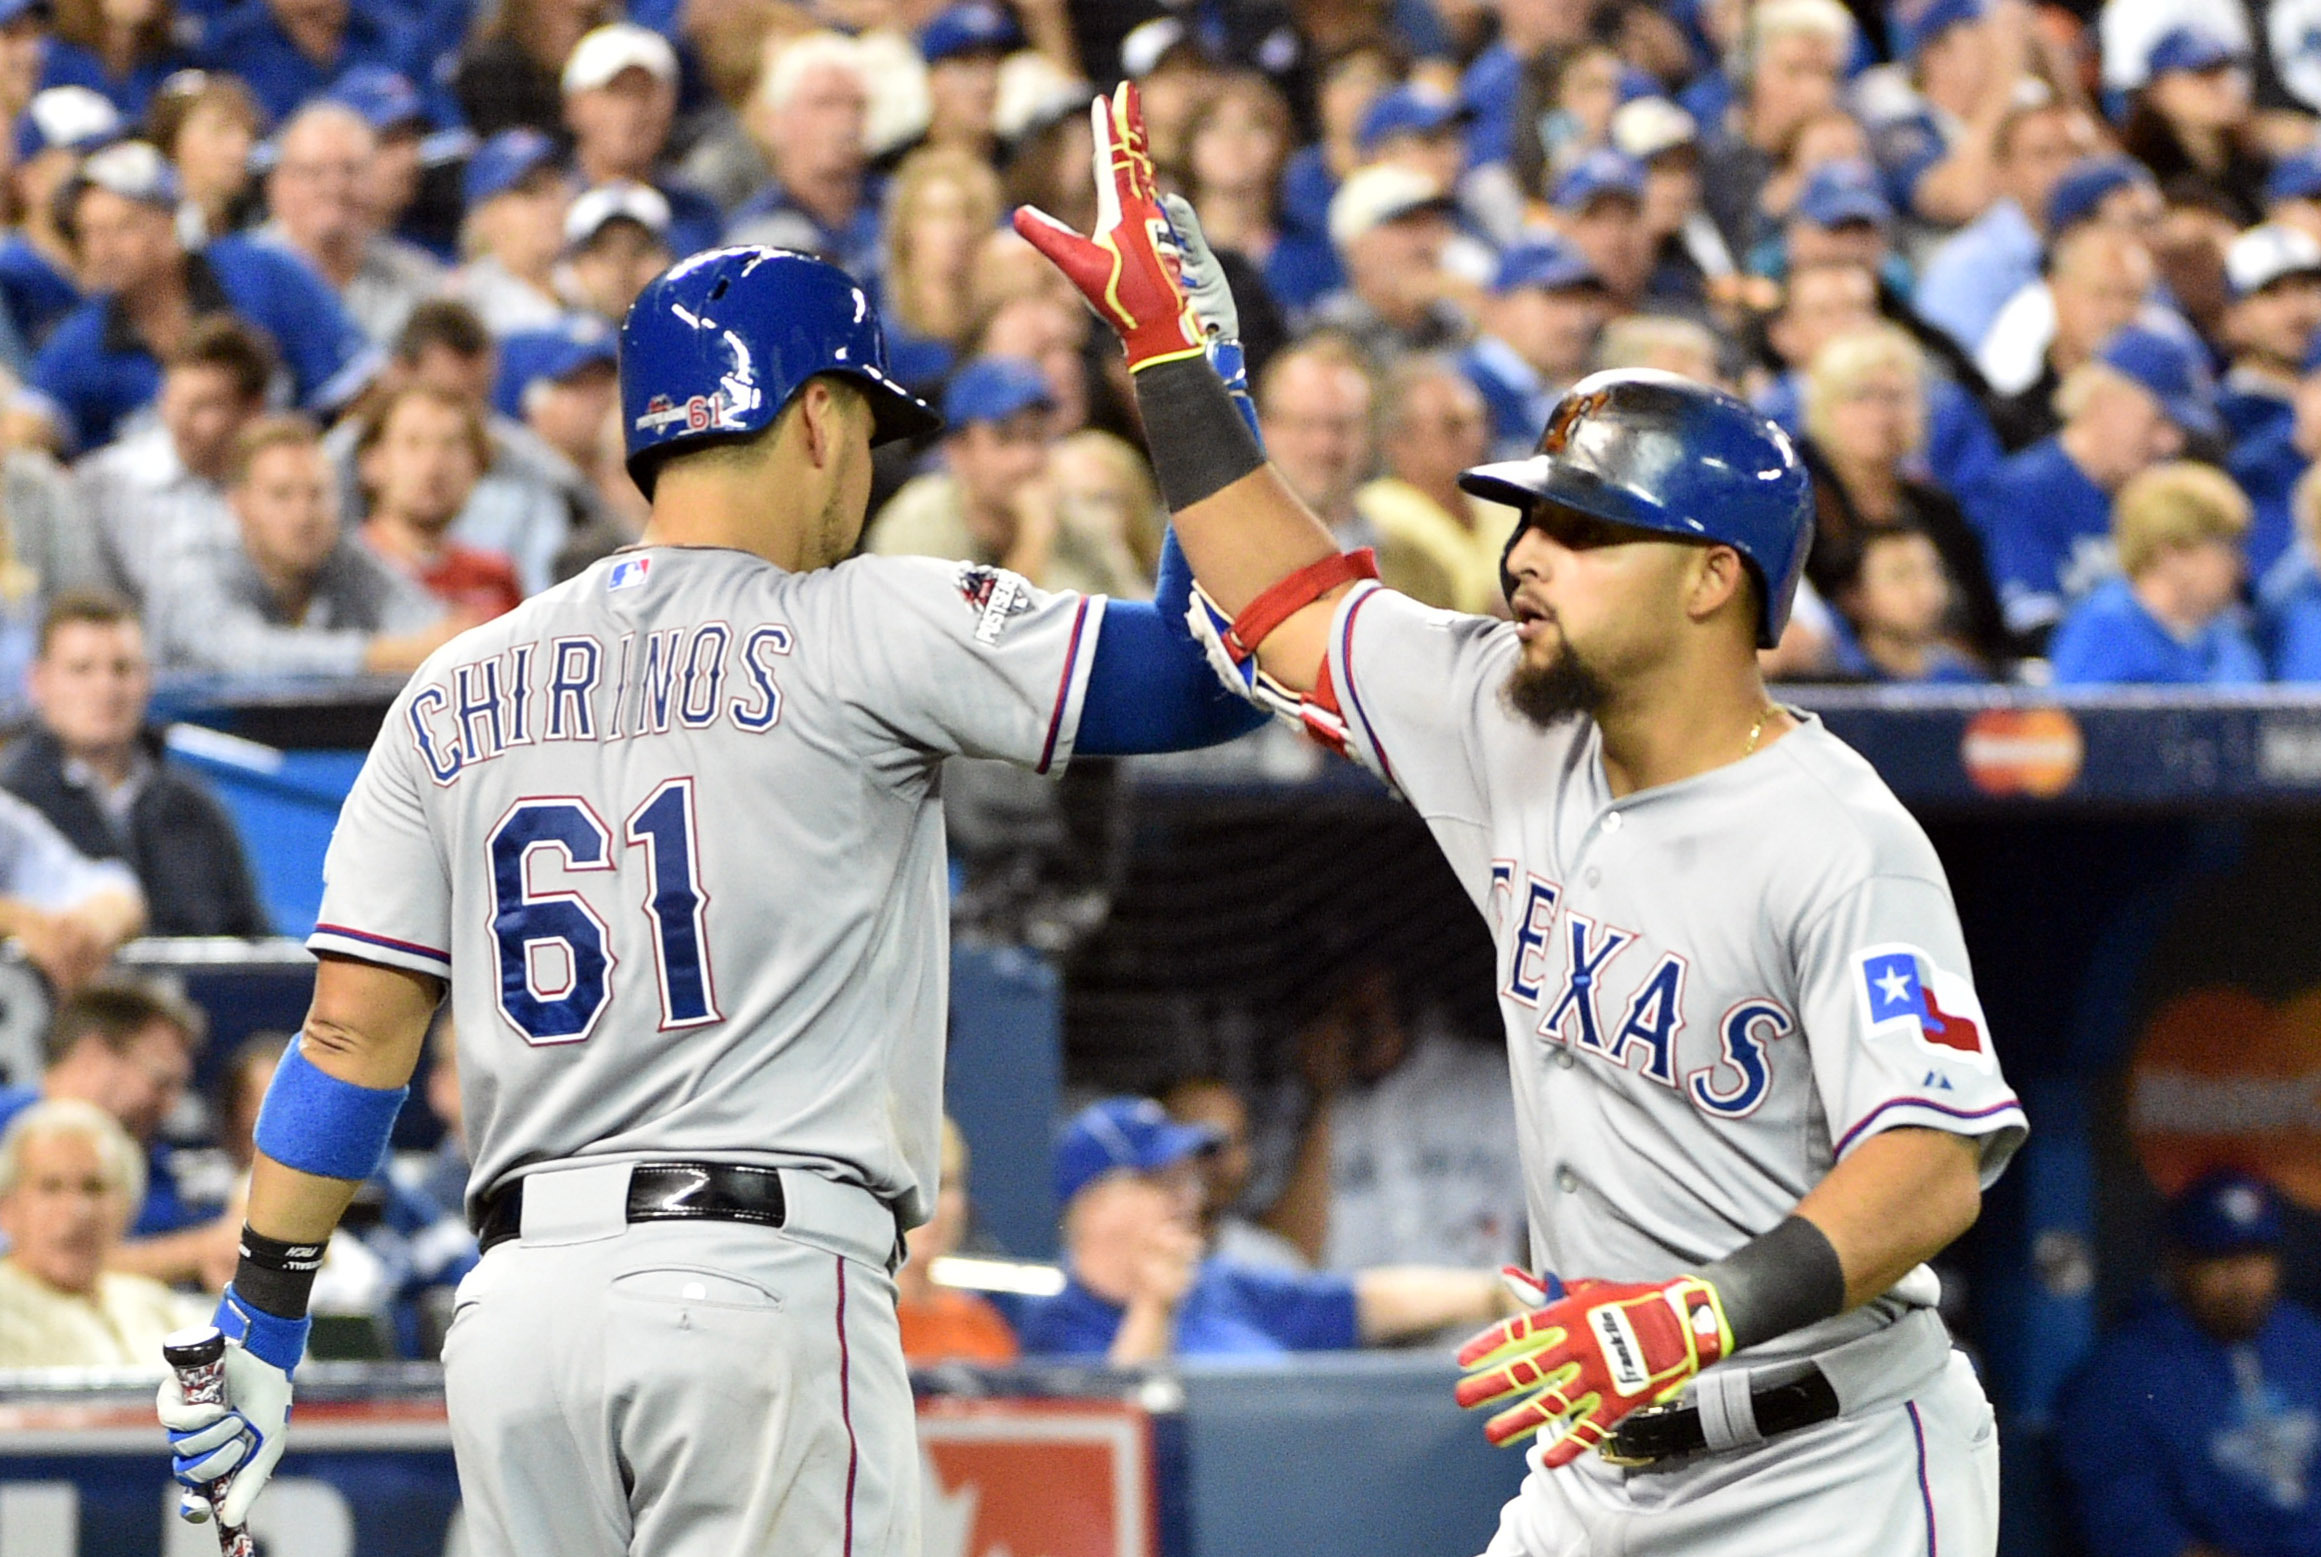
left=475, top=1161, right=789, bottom=1252
left=1601, top=1401, right=1695, bottom=1466
left=1600, top=1366, right=1842, bottom=1466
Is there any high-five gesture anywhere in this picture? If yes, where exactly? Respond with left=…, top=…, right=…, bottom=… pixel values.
left=1013, top=83, right=1207, bottom=373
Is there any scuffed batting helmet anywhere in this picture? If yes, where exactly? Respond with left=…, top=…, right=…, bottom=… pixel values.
left=619, top=246, right=941, bottom=497
left=1459, top=369, right=1814, bottom=648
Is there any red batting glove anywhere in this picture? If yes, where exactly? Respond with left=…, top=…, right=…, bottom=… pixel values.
left=1454, top=1274, right=1734, bottom=1466
left=1012, top=82, right=1207, bottom=373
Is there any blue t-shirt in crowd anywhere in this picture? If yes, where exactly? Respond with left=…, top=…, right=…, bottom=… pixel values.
left=725, top=179, right=884, bottom=295
left=30, top=236, right=373, bottom=451
left=37, top=38, right=196, bottom=120
left=1459, top=44, right=1521, bottom=170
left=1983, top=435, right=2116, bottom=638
left=2048, top=577, right=2266, bottom=686
left=198, top=0, right=447, bottom=127
left=0, top=235, right=81, bottom=357
left=2261, top=551, right=2321, bottom=680
left=2057, top=1295, right=2321, bottom=1557
left=0, top=1082, right=212, bottom=1237
left=1015, top=1259, right=1361, bottom=1358
left=2227, top=425, right=2307, bottom=582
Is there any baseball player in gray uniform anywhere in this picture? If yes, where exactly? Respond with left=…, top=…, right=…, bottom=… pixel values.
left=1017, top=86, right=2028, bottom=1556
left=153, top=246, right=1263, bottom=1555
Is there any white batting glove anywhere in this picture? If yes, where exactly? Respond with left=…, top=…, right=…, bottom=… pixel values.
left=1161, top=193, right=1240, bottom=344
left=156, top=1291, right=306, bottom=1527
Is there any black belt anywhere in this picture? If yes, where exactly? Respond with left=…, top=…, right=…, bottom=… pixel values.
left=1602, top=1365, right=1842, bottom=1466
left=475, top=1161, right=787, bottom=1253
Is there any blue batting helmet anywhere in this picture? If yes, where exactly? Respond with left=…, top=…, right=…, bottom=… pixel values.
left=1460, top=370, right=1814, bottom=648
left=619, top=246, right=941, bottom=497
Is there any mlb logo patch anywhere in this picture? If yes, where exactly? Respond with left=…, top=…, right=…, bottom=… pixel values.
left=1856, top=944, right=1992, bottom=1070
left=607, top=556, right=652, bottom=592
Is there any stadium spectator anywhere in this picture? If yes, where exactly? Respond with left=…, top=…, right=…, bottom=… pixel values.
left=2049, top=460, right=2263, bottom=685
left=0, top=792, right=143, bottom=994
left=0, top=982, right=243, bottom=1291
left=1829, top=525, right=1988, bottom=684
left=495, top=319, right=620, bottom=516
left=1177, top=73, right=1298, bottom=316
left=1014, top=1096, right=1509, bottom=1362
left=1986, top=222, right=2168, bottom=448
left=259, top=100, right=444, bottom=346
left=1985, top=325, right=2218, bottom=642
left=33, top=139, right=371, bottom=451
left=1547, top=149, right=1655, bottom=311
left=40, top=0, right=193, bottom=121
left=727, top=32, right=879, bottom=285
left=1313, top=164, right=1467, bottom=365
left=352, top=299, right=598, bottom=592
left=868, top=355, right=1140, bottom=595
left=2217, top=223, right=2321, bottom=443
left=1978, top=157, right=2165, bottom=405
left=896, top=1117, right=1018, bottom=1365
left=198, top=0, right=436, bottom=130
left=1457, top=0, right=1591, bottom=171
left=452, top=0, right=601, bottom=140
left=1596, top=313, right=1725, bottom=384
left=5, top=592, right=267, bottom=935
left=1696, top=0, right=1854, bottom=255
left=1359, top=356, right=1518, bottom=617
left=2233, top=337, right=2321, bottom=581
left=1916, top=98, right=2098, bottom=356
left=1611, top=96, right=1729, bottom=307
left=0, top=86, right=115, bottom=364
left=2123, top=26, right=2269, bottom=227
left=2266, top=463, right=2321, bottom=679
left=1798, top=326, right=2009, bottom=667
left=75, top=309, right=272, bottom=615
left=1775, top=159, right=1897, bottom=283
left=557, top=181, right=671, bottom=326
left=917, top=2, right=1015, bottom=162
left=974, top=289, right=1098, bottom=436
left=559, top=23, right=717, bottom=261
left=144, top=67, right=265, bottom=246
left=2266, top=146, right=2321, bottom=251
left=879, top=146, right=1002, bottom=395
left=1255, top=334, right=1457, bottom=607
left=0, top=1099, right=197, bottom=1366
left=447, top=128, right=571, bottom=337
left=327, top=65, right=434, bottom=258
left=1459, top=237, right=1607, bottom=460
left=1267, top=38, right=1392, bottom=312
left=1048, top=428, right=1163, bottom=595
left=355, top=384, right=521, bottom=622
left=1861, top=0, right=2027, bottom=228
left=154, top=413, right=455, bottom=675
left=2056, top=1171, right=2321, bottom=1557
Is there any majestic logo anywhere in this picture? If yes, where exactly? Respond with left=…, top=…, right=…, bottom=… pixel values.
left=607, top=555, right=651, bottom=591
left=956, top=563, right=1031, bottom=645
left=1857, top=944, right=1992, bottom=1070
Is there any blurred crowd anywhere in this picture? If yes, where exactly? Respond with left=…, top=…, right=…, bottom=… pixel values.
left=0, top=0, right=2305, bottom=701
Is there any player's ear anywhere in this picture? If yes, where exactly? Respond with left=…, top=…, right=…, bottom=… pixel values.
left=1685, top=545, right=1749, bottom=632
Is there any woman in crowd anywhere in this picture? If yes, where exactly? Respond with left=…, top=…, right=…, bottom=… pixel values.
left=145, top=69, right=264, bottom=244
left=1798, top=323, right=2011, bottom=669
left=455, top=0, right=612, bottom=139
left=879, top=145, right=1002, bottom=396
left=1175, top=73, right=1297, bottom=307
left=2121, top=27, right=2270, bottom=227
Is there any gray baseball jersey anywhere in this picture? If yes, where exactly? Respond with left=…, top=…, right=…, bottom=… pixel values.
left=1320, top=582, right=2027, bottom=1362
left=308, top=546, right=1105, bottom=1227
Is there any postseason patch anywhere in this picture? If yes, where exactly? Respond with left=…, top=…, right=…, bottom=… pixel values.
left=956, top=563, right=1032, bottom=645
left=1855, top=943, right=1993, bottom=1070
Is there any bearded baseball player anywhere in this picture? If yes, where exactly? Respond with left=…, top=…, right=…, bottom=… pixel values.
left=151, top=245, right=1266, bottom=1555
left=1017, top=87, right=2028, bottom=1555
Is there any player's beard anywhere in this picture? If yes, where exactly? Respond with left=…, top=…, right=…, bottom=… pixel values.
left=1502, top=629, right=1608, bottom=730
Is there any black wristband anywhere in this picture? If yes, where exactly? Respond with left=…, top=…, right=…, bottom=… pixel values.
left=1697, top=1215, right=1847, bottom=1352
left=232, top=1226, right=328, bottom=1321
left=1131, top=355, right=1266, bottom=512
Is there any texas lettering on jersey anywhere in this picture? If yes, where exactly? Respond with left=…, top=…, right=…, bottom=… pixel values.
left=403, top=619, right=795, bottom=785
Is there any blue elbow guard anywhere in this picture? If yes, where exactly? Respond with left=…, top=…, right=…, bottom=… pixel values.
left=252, top=1038, right=409, bottom=1181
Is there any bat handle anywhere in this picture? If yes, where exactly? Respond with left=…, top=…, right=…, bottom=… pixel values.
left=162, top=1327, right=257, bottom=1557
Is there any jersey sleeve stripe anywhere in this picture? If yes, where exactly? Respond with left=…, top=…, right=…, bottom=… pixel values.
left=1035, top=595, right=1096, bottom=775
left=1833, top=1095, right=2026, bottom=1158
left=1335, top=583, right=1397, bottom=788
left=308, top=922, right=454, bottom=977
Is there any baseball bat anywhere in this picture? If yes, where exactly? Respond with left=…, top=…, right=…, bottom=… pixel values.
left=162, top=1327, right=256, bottom=1557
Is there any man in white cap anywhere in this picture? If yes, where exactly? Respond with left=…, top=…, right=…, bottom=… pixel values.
left=2216, top=222, right=2321, bottom=444
left=556, top=182, right=673, bottom=326
left=561, top=22, right=720, bottom=259
left=1309, top=164, right=1469, bottom=367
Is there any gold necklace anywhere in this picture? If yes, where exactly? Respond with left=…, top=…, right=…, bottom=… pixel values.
left=1745, top=704, right=1781, bottom=756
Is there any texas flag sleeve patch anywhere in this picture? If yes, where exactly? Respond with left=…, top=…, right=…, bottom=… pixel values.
left=1855, top=944, right=1995, bottom=1072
